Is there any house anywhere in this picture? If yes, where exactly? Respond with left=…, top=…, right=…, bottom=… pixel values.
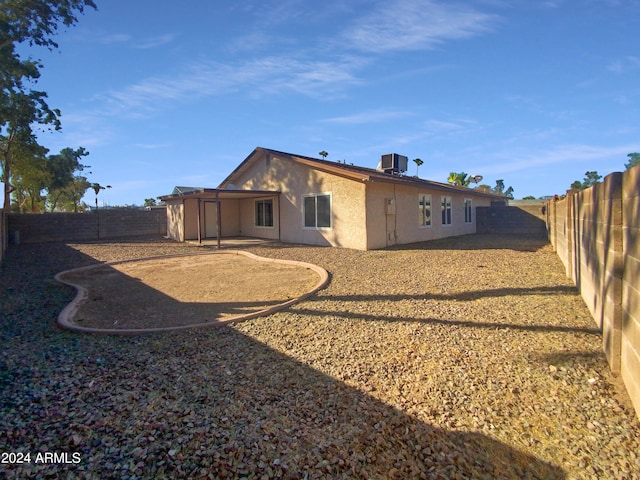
left=160, top=147, right=505, bottom=250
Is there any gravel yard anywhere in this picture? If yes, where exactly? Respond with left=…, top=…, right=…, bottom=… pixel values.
left=1, top=234, right=639, bottom=479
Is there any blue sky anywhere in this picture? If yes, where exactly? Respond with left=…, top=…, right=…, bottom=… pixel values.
left=21, top=0, right=640, bottom=206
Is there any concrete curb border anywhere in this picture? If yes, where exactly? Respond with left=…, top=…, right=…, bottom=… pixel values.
left=55, top=250, right=330, bottom=335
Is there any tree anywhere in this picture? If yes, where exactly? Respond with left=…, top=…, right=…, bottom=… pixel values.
left=492, top=179, right=514, bottom=199
left=583, top=171, right=602, bottom=188
left=57, top=175, right=91, bottom=212
left=504, top=186, right=514, bottom=199
left=318, top=150, right=328, bottom=160
left=45, top=147, right=89, bottom=210
left=0, top=0, right=97, bottom=210
left=571, top=171, right=602, bottom=191
left=447, top=172, right=471, bottom=187
left=625, top=152, right=640, bottom=170
left=474, top=184, right=492, bottom=194
left=144, top=198, right=157, bottom=207
left=10, top=135, right=49, bottom=212
left=413, top=158, right=423, bottom=177
left=1, top=88, right=60, bottom=209
left=570, top=180, right=583, bottom=191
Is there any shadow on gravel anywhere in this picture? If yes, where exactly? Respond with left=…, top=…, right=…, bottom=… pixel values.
left=292, top=305, right=601, bottom=335
left=310, top=285, right=580, bottom=303
left=295, top=286, right=601, bottom=335
left=388, top=233, right=550, bottom=252
left=0, top=241, right=566, bottom=478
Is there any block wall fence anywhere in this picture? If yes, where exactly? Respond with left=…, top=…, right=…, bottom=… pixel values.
left=0, top=208, right=5, bottom=262
left=476, top=202, right=547, bottom=237
left=546, top=164, right=640, bottom=420
left=6, top=208, right=167, bottom=244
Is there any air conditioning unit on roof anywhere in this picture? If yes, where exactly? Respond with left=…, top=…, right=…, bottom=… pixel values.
left=378, top=154, right=408, bottom=174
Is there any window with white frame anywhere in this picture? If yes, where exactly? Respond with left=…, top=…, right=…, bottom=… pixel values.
left=303, top=193, right=331, bottom=228
left=255, top=199, right=273, bottom=227
left=441, top=196, right=452, bottom=225
left=418, top=194, right=432, bottom=226
left=464, top=198, right=472, bottom=223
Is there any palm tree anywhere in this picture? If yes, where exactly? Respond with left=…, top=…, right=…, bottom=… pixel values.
left=319, top=151, right=328, bottom=160
left=447, top=172, right=471, bottom=186
left=413, top=158, right=423, bottom=177
left=91, top=183, right=111, bottom=209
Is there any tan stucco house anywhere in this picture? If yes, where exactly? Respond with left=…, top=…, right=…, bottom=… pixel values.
left=160, top=147, right=505, bottom=250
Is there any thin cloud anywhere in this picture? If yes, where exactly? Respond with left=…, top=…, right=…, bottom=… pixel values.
left=100, top=55, right=365, bottom=115
left=343, top=0, right=498, bottom=53
left=96, top=32, right=176, bottom=49
left=39, top=112, right=114, bottom=151
left=480, top=143, right=638, bottom=175
left=607, top=56, right=640, bottom=74
left=99, top=33, right=131, bottom=44
left=323, top=110, right=411, bottom=124
left=135, top=34, right=177, bottom=49
left=134, top=143, right=172, bottom=149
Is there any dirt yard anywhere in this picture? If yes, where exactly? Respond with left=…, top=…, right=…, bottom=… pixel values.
left=2, top=235, right=639, bottom=479
left=58, top=252, right=322, bottom=330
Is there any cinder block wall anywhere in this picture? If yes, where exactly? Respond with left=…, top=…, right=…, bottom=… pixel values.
left=575, top=173, right=623, bottom=372
left=0, top=208, right=5, bottom=261
left=549, top=198, right=570, bottom=275
left=546, top=166, right=640, bottom=420
left=622, top=165, right=640, bottom=419
left=7, top=209, right=167, bottom=244
left=476, top=204, right=547, bottom=237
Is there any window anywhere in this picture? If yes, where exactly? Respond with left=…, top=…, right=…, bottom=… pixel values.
left=303, top=193, right=331, bottom=228
left=255, top=199, right=273, bottom=227
left=464, top=198, right=472, bottom=224
left=441, top=196, right=452, bottom=225
left=418, top=194, right=432, bottom=226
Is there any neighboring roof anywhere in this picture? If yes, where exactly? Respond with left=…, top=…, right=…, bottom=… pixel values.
left=171, top=186, right=203, bottom=195
left=219, top=147, right=507, bottom=201
left=159, top=188, right=280, bottom=201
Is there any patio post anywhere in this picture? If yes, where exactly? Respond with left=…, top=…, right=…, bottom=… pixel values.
left=196, top=198, right=202, bottom=244
left=216, top=190, right=221, bottom=249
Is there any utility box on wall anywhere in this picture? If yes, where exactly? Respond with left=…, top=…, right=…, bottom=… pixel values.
left=385, top=198, right=396, bottom=215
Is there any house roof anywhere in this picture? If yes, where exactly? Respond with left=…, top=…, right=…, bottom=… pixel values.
left=219, top=147, right=507, bottom=200
left=159, top=188, right=280, bottom=201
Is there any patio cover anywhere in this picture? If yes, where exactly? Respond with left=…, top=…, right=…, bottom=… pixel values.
left=159, top=188, right=281, bottom=248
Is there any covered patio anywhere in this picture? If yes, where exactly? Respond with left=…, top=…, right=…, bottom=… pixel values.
left=160, top=188, right=281, bottom=248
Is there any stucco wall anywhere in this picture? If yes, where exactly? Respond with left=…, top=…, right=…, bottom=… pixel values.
left=230, top=153, right=368, bottom=249
left=183, top=199, right=200, bottom=240
left=365, top=183, right=490, bottom=249
left=217, top=199, right=240, bottom=237
left=227, top=151, right=500, bottom=250
left=239, top=196, right=280, bottom=240
left=173, top=198, right=242, bottom=241
left=546, top=165, right=640, bottom=420
left=166, top=202, right=184, bottom=241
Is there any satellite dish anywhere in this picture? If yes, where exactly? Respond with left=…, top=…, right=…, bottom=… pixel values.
left=470, top=175, right=483, bottom=184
